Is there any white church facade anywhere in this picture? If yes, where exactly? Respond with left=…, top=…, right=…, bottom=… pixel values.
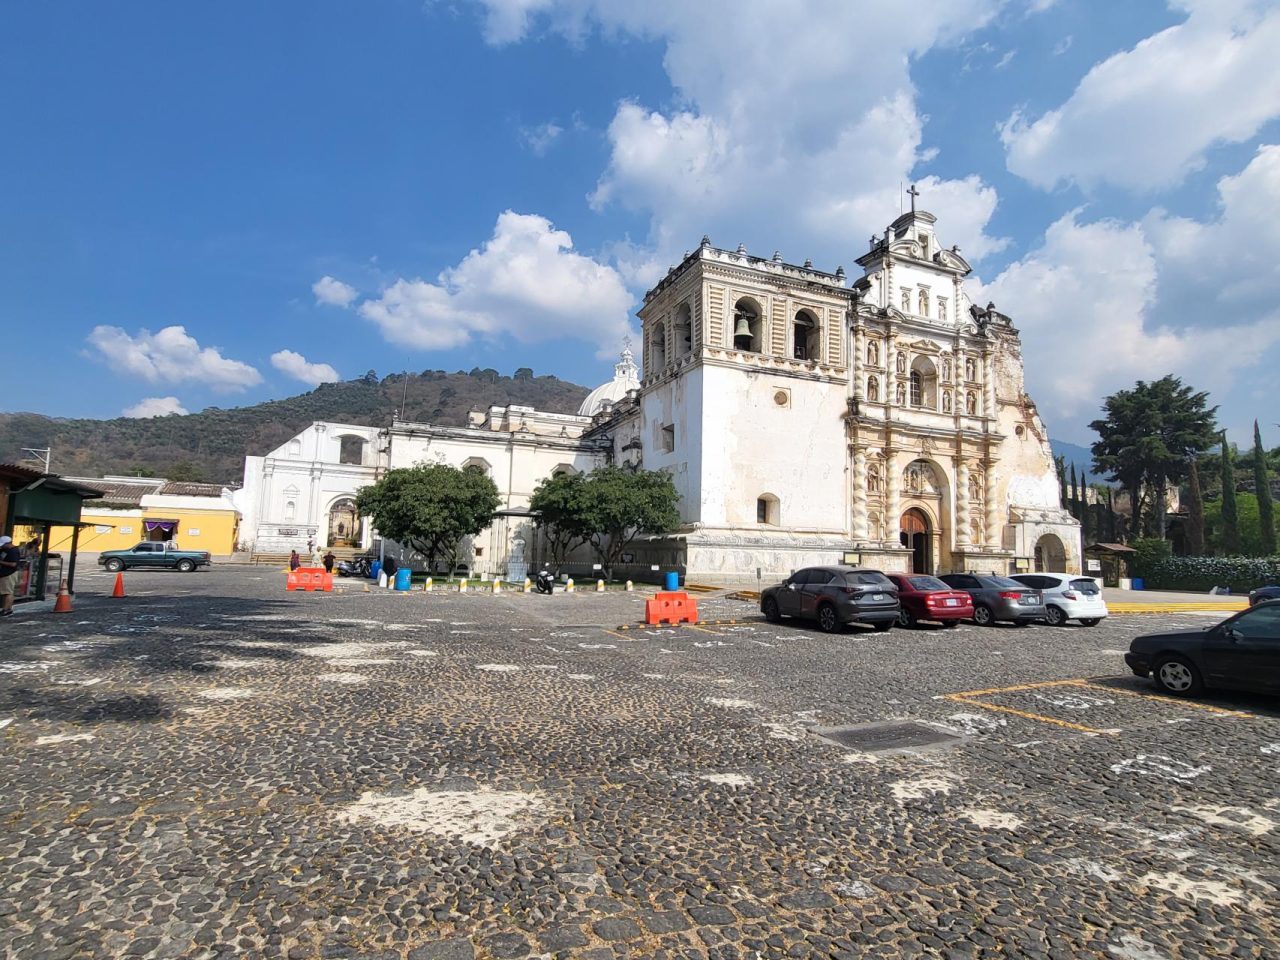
left=236, top=202, right=1080, bottom=582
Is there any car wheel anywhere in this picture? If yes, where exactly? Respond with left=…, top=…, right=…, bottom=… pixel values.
left=762, top=597, right=781, bottom=622
left=1153, top=655, right=1203, bottom=696
left=1079, top=618, right=1101, bottom=627
left=972, top=604, right=994, bottom=626
left=1045, top=605, right=1067, bottom=627
left=816, top=603, right=841, bottom=633
left=105, top=558, right=124, bottom=573
left=897, top=607, right=916, bottom=628
left=176, top=559, right=195, bottom=573
left=872, top=620, right=893, bottom=633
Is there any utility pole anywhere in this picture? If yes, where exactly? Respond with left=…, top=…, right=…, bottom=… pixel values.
left=22, top=447, right=51, bottom=473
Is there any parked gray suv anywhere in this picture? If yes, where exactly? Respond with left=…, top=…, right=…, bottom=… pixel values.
left=761, top=566, right=899, bottom=633
left=938, top=572, right=1046, bottom=626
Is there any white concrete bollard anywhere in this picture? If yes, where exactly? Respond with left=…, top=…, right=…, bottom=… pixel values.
left=566, top=578, right=575, bottom=593
left=596, top=579, right=605, bottom=592
left=492, top=578, right=501, bottom=593
left=523, top=578, right=532, bottom=593
left=377, top=571, right=388, bottom=589
left=459, top=579, right=468, bottom=593
left=625, top=580, right=633, bottom=592
left=423, top=577, right=433, bottom=592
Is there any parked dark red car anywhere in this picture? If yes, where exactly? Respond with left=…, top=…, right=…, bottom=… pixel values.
left=886, top=574, right=974, bottom=627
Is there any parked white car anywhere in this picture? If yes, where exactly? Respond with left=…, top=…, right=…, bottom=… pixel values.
left=1011, top=573, right=1108, bottom=627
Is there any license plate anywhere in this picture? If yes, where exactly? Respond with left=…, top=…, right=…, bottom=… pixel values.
left=872, top=593, right=884, bottom=601
left=945, top=598, right=958, bottom=606
left=1022, top=597, right=1038, bottom=604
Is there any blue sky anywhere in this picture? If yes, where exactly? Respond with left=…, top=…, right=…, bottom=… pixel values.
left=3, top=1, right=1277, bottom=445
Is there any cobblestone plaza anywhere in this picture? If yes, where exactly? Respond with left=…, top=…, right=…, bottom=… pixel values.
left=2, top=569, right=1278, bottom=959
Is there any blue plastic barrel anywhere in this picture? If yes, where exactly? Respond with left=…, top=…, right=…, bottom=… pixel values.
left=370, top=560, right=382, bottom=580
left=395, top=567, right=412, bottom=591
left=1131, top=577, right=1145, bottom=591
left=664, top=571, right=680, bottom=591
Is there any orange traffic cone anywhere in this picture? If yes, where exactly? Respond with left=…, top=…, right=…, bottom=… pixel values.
left=111, top=572, right=125, bottom=598
left=53, top=580, right=73, bottom=613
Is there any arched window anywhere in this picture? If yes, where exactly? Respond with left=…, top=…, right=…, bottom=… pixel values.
left=284, top=500, right=296, bottom=522
left=462, top=457, right=492, bottom=476
left=756, top=494, right=779, bottom=526
left=649, top=321, right=667, bottom=373
left=674, top=302, right=692, bottom=359
left=338, top=435, right=365, bottom=465
left=909, top=356, right=938, bottom=409
left=551, top=463, right=577, bottom=478
left=792, top=309, right=820, bottom=361
left=732, top=298, right=762, bottom=352
left=867, top=375, right=880, bottom=402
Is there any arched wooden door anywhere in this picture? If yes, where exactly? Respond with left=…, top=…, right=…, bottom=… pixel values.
left=900, top=508, right=932, bottom=574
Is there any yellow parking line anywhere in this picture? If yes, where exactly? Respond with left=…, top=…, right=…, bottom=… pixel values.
left=683, top=623, right=729, bottom=636
left=1069, top=680, right=1252, bottom=717
left=947, top=678, right=1089, bottom=698
left=942, top=694, right=1116, bottom=736
left=600, top=629, right=634, bottom=642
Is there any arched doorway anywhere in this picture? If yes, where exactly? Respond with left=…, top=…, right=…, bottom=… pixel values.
left=328, top=498, right=361, bottom=548
left=1034, top=534, right=1067, bottom=572
left=900, top=508, right=932, bottom=574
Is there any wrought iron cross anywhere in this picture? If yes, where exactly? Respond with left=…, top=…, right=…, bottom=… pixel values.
left=907, top=183, right=920, bottom=214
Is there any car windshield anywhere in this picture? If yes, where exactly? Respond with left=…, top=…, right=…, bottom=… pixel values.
left=980, top=575, right=1026, bottom=589
left=1070, top=578, right=1101, bottom=594
left=847, top=572, right=892, bottom=586
left=909, top=576, right=949, bottom=591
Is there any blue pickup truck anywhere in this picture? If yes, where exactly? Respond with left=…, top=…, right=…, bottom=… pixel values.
left=98, top=542, right=212, bottom=573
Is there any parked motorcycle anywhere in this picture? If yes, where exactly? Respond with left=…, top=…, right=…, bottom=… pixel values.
left=337, top=556, right=372, bottom=578
left=534, top=569, right=555, bottom=594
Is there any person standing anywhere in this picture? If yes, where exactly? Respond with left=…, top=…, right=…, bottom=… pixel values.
left=322, top=551, right=335, bottom=574
left=289, top=549, right=301, bottom=571
left=0, top=536, right=23, bottom=617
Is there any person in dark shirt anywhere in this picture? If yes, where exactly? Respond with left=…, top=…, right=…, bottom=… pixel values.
left=0, top=536, right=23, bottom=617
left=322, top=551, right=335, bottom=574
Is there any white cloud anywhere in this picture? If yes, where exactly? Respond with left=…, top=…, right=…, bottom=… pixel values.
left=520, top=121, right=563, bottom=155
left=86, top=325, right=262, bottom=392
left=313, top=275, right=358, bottom=307
left=357, top=211, right=634, bottom=352
left=121, top=396, right=188, bottom=418
left=976, top=207, right=1280, bottom=434
left=1001, top=0, right=1280, bottom=190
left=270, top=350, right=340, bottom=386
left=471, top=0, right=1010, bottom=273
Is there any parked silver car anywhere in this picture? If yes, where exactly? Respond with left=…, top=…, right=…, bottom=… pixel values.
left=1011, top=573, right=1108, bottom=627
left=938, top=573, right=1046, bottom=626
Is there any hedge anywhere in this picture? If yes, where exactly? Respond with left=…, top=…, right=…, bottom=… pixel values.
left=1144, top=555, right=1280, bottom=594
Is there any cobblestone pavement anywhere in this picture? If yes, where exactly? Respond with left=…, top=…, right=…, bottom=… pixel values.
left=2, top=568, right=1278, bottom=960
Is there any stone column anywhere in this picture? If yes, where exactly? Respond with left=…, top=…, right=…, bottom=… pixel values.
left=955, top=458, right=970, bottom=547
left=983, top=346, right=996, bottom=419
left=852, top=448, right=868, bottom=540
left=884, top=448, right=899, bottom=545
left=984, top=458, right=1001, bottom=548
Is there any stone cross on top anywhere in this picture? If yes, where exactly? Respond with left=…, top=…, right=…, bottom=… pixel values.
left=907, top=183, right=920, bottom=214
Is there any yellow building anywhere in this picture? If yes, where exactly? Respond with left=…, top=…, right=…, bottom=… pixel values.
left=27, top=477, right=242, bottom=558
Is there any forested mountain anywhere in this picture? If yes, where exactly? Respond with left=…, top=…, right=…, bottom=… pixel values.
left=0, top=368, right=589, bottom=484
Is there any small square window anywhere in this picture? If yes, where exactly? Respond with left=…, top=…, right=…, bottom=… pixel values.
left=661, top=424, right=675, bottom=453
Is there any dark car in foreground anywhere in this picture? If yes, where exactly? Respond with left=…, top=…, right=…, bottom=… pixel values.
left=886, top=574, right=973, bottom=628
left=761, top=566, right=898, bottom=633
left=938, top=573, right=1046, bottom=626
left=1250, top=584, right=1280, bottom=606
left=1125, top=600, right=1280, bottom=696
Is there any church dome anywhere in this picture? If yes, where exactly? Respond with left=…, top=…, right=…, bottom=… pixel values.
left=578, top=347, right=640, bottom=416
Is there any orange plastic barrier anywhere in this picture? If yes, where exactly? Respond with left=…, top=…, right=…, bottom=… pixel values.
left=644, top=590, right=698, bottom=625
left=287, top=567, right=334, bottom=592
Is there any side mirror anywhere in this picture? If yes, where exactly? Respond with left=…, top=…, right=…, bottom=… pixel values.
left=1227, top=628, right=1244, bottom=642
left=786, top=582, right=797, bottom=591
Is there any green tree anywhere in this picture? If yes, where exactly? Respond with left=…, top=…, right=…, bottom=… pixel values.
left=1184, top=458, right=1205, bottom=556
left=1205, top=491, right=1269, bottom=556
left=579, top=466, right=681, bottom=578
left=1254, top=421, right=1276, bottom=555
left=1220, top=433, right=1240, bottom=555
left=168, top=460, right=205, bottom=482
left=1090, top=376, right=1218, bottom=539
left=529, top=472, right=591, bottom=567
left=1053, top=454, right=1067, bottom=508
left=355, top=463, right=500, bottom=571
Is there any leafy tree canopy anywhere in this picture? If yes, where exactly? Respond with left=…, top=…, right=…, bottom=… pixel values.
left=581, top=466, right=681, bottom=575
left=529, top=471, right=591, bottom=566
left=355, top=463, right=500, bottom=566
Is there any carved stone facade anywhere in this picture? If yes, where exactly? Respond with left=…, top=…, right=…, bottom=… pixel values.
left=589, top=206, right=1081, bottom=582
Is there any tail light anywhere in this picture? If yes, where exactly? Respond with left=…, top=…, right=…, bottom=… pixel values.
left=1061, top=591, right=1079, bottom=600
left=998, top=591, right=1022, bottom=600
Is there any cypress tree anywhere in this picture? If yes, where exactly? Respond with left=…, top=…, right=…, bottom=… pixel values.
left=1185, top=458, right=1205, bottom=556
left=1255, top=421, right=1276, bottom=555
left=1221, top=433, right=1240, bottom=555
left=1069, top=465, right=1080, bottom=520
left=1107, top=487, right=1118, bottom=541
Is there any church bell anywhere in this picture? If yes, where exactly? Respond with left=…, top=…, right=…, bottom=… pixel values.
left=733, top=313, right=753, bottom=339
